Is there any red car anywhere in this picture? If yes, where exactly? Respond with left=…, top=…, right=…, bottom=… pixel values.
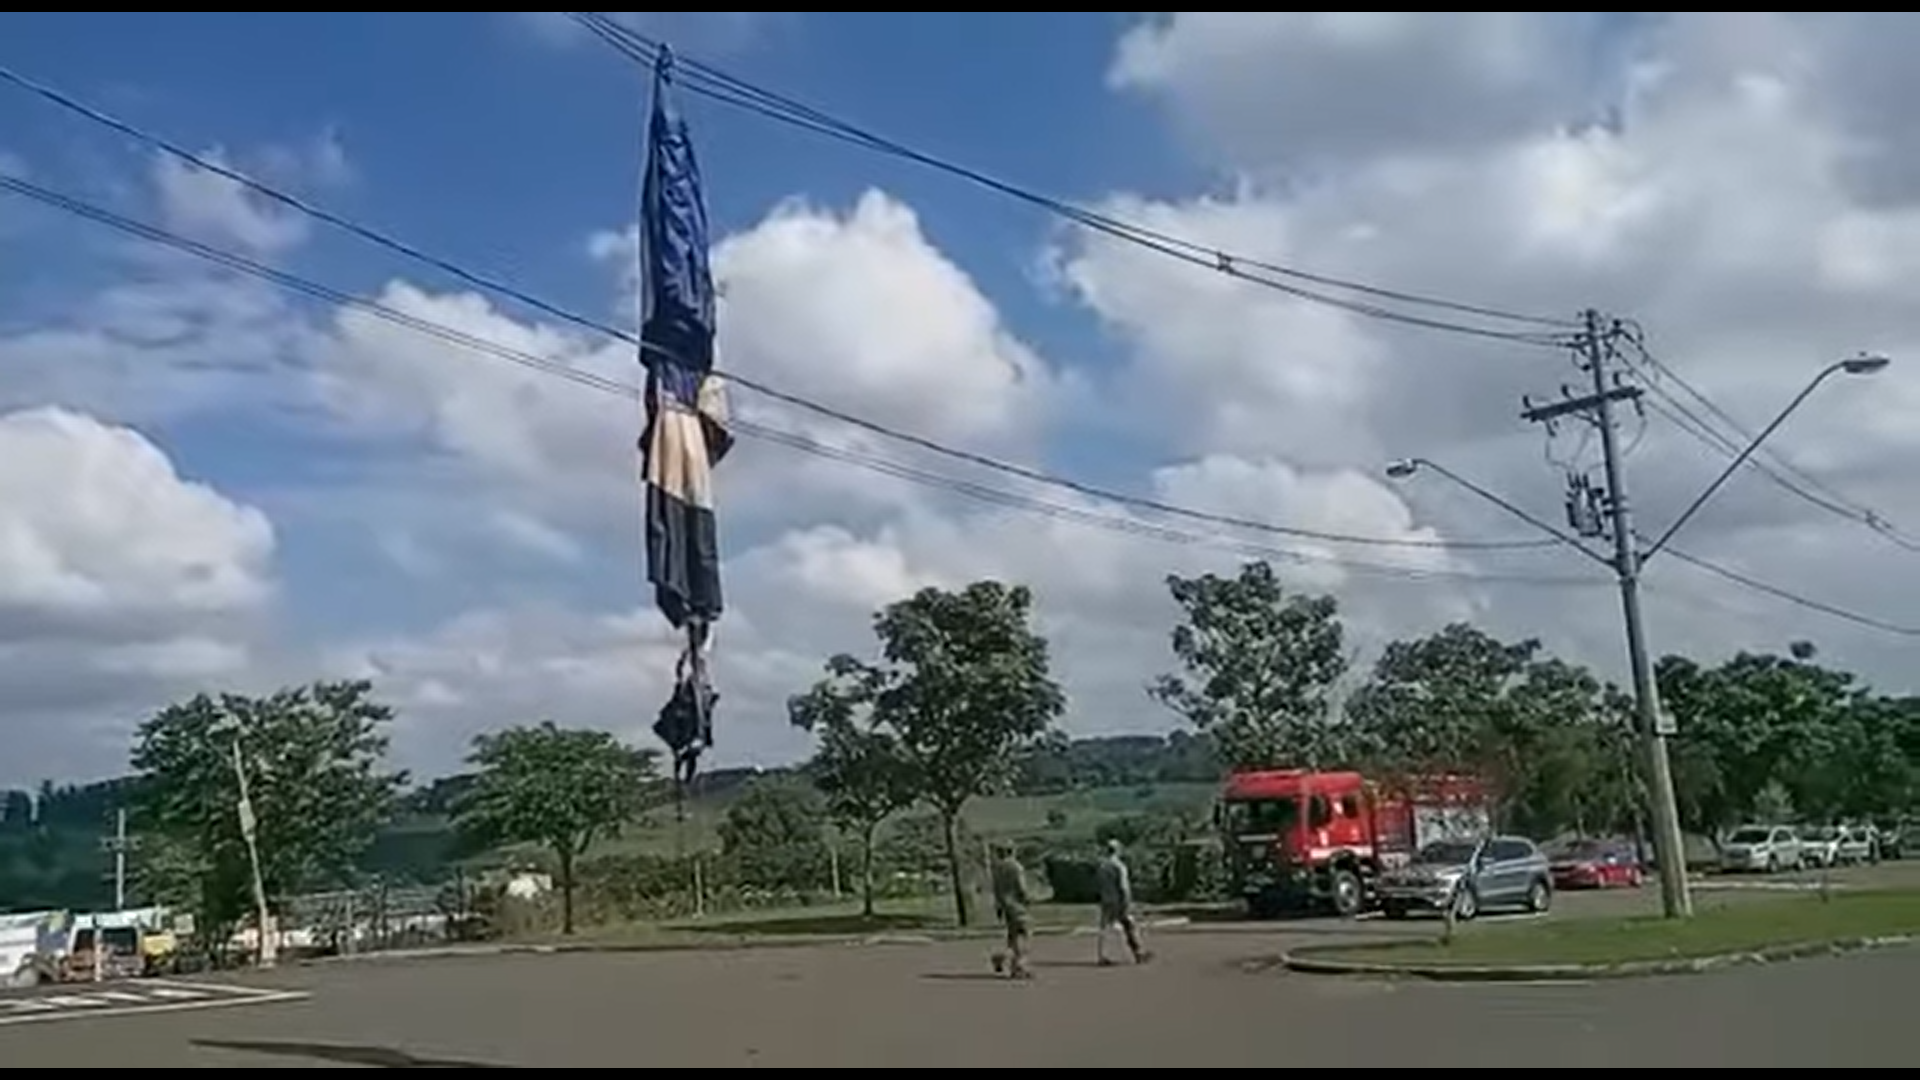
left=1548, top=839, right=1644, bottom=889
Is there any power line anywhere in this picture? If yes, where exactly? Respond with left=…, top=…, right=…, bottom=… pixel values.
left=0, top=83, right=1566, bottom=555
left=1658, top=544, right=1920, bottom=637
left=1617, top=329, right=1920, bottom=553
left=7, top=173, right=1910, bottom=634
left=1, top=58, right=1570, bottom=351
left=563, top=12, right=1582, bottom=347
left=0, top=172, right=1583, bottom=579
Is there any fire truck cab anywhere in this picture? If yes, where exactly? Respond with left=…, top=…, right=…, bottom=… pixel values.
left=1217, top=769, right=1488, bottom=918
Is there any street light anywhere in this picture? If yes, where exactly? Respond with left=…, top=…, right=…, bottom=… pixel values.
left=1641, top=354, right=1891, bottom=561
left=1385, top=352, right=1891, bottom=921
left=1385, top=455, right=1691, bottom=909
left=1384, top=457, right=1611, bottom=568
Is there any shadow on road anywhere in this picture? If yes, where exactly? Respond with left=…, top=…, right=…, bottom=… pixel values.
left=194, top=1039, right=514, bottom=1068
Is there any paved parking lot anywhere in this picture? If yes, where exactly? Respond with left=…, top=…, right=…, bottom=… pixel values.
left=1, top=924, right=1911, bottom=1067
left=3, top=864, right=1910, bottom=1067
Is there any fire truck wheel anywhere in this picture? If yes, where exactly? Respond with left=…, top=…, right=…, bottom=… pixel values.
left=1328, top=869, right=1364, bottom=918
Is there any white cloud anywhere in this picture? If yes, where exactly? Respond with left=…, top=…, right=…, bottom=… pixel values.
left=1110, top=13, right=1600, bottom=171
left=313, top=189, right=1066, bottom=565
left=1061, top=10, right=1920, bottom=692
left=0, top=408, right=275, bottom=783
left=7, top=13, right=1920, bottom=786
left=152, top=149, right=310, bottom=257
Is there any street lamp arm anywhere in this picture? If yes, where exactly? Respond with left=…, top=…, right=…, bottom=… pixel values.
left=1388, top=457, right=1613, bottom=569
left=1641, top=356, right=1886, bottom=562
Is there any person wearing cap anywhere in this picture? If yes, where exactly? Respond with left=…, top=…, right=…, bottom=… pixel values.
left=1095, top=838, right=1150, bottom=966
left=989, top=841, right=1034, bottom=979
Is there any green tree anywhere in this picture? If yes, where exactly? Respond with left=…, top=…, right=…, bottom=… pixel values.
left=130, top=681, right=406, bottom=933
left=1346, top=622, right=1534, bottom=780
left=1152, top=561, right=1347, bottom=770
left=791, top=706, right=916, bottom=917
left=1659, top=651, right=1853, bottom=832
left=792, top=581, right=1065, bottom=926
left=717, top=776, right=833, bottom=897
left=1503, top=666, right=1633, bottom=837
left=1347, top=624, right=1627, bottom=836
left=455, top=722, right=659, bottom=935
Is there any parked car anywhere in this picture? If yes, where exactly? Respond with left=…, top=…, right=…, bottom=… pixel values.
left=1718, top=825, right=1804, bottom=873
left=1547, top=838, right=1644, bottom=889
left=1799, top=825, right=1843, bottom=867
left=1835, top=824, right=1880, bottom=865
left=1377, top=835, right=1553, bottom=920
left=1877, top=821, right=1907, bottom=860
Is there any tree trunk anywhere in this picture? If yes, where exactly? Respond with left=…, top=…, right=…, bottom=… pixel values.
left=860, top=821, right=878, bottom=919
left=558, top=848, right=576, bottom=937
left=940, top=810, right=971, bottom=927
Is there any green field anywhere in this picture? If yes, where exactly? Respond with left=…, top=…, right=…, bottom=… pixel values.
left=1315, top=889, right=1920, bottom=967
left=597, top=781, right=1220, bottom=857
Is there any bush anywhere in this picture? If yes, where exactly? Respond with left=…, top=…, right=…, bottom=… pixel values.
left=1042, top=856, right=1102, bottom=904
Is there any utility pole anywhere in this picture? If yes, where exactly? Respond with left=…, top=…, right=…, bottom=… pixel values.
left=1522, top=309, right=1692, bottom=919
left=101, top=807, right=136, bottom=911
left=230, top=738, right=278, bottom=967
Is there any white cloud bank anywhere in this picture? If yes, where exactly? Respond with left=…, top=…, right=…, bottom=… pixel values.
left=2, top=12, right=1918, bottom=785
left=0, top=408, right=275, bottom=782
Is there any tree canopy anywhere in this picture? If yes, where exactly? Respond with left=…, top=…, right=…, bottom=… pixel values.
left=1152, top=561, right=1349, bottom=769
left=717, top=776, right=832, bottom=897
left=790, top=580, right=1065, bottom=925
left=456, top=722, right=659, bottom=934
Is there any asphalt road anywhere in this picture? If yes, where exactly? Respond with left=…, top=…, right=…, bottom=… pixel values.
left=1, top=917, right=1910, bottom=1067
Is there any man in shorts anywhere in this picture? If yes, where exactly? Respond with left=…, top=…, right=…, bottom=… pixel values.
left=989, top=842, right=1034, bottom=979
left=1096, top=838, right=1150, bottom=966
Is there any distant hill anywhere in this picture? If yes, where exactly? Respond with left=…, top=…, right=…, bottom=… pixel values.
left=0, top=732, right=1218, bottom=912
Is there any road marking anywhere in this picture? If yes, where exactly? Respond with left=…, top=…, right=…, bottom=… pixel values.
left=0, top=979, right=308, bottom=1028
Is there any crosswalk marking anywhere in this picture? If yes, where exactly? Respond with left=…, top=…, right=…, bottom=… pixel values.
left=142, top=986, right=211, bottom=1000
left=0, top=979, right=307, bottom=1028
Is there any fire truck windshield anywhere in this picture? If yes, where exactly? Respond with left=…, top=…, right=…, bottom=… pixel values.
left=1222, top=797, right=1299, bottom=835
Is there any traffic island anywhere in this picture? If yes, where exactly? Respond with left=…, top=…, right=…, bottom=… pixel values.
left=1276, top=889, right=1920, bottom=981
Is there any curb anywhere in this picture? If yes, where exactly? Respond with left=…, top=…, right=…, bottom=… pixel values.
left=1273, top=933, right=1919, bottom=981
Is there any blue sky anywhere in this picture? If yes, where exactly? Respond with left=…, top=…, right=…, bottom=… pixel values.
left=2, top=12, right=1194, bottom=644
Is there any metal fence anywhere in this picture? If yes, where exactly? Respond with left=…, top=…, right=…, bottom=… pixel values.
left=278, top=879, right=476, bottom=957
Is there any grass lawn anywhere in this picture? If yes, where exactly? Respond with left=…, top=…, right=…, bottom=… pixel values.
left=589, top=782, right=1221, bottom=858
left=1322, top=890, right=1920, bottom=967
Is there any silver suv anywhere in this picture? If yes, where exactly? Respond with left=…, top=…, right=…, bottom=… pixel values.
left=1377, top=835, right=1552, bottom=920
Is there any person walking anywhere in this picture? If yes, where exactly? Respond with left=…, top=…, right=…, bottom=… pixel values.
left=989, top=842, right=1034, bottom=980
left=1096, top=838, right=1150, bottom=966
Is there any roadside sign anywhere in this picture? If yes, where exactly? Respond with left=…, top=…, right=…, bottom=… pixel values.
left=1655, top=709, right=1678, bottom=736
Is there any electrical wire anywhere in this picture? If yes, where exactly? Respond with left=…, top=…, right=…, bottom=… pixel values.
left=1, top=58, right=1572, bottom=353
left=1616, top=328, right=1920, bottom=553
left=0, top=82, right=1569, bottom=555
left=563, top=12, right=1582, bottom=348
left=0, top=171, right=1589, bottom=580
left=1655, top=544, right=1920, bottom=638
left=8, top=173, right=1913, bottom=634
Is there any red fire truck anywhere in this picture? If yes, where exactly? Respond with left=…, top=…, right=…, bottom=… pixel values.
left=1216, top=769, right=1490, bottom=917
